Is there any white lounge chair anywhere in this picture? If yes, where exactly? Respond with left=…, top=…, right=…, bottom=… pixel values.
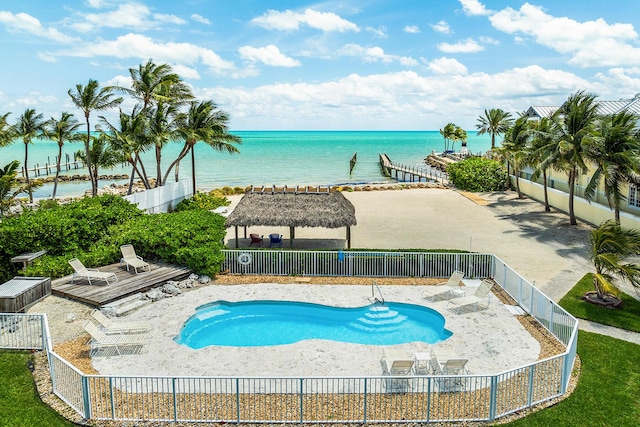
left=83, top=321, right=148, bottom=356
left=429, top=351, right=468, bottom=392
left=91, top=310, right=153, bottom=334
left=380, top=350, right=414, bottom=393
left=68, top=258, right=118, bottom=285
left=422, top=270, right=465, bottom=301
left=446, top=279, right=495, bottom=314
left=120, top=244, right=150, bottom=273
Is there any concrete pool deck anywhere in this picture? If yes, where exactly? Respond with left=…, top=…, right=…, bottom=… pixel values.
left=91, top=282, right=540, bottom=378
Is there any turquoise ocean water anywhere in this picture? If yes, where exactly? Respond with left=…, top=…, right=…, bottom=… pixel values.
left=0, top=131, right=491, bottom=198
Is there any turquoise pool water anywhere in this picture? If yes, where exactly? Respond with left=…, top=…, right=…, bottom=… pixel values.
left=175, top=300, right=453, bottom=348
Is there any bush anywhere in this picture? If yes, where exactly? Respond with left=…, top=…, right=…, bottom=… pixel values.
left=175, top=192, right=230, bottom=212
left=447, top=157, right=508, bottom=192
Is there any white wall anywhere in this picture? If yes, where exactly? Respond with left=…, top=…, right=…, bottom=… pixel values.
left=123, top=180, right=193, bottom=213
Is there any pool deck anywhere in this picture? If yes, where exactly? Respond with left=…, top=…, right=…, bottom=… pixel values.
left=91, top=282, right=540, bottom=378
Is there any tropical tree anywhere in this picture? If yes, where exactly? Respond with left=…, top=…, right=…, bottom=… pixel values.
left=0, top=112, right=14, bottom=147
left=68, top=79, right=123, bottom=196
left=454, top=126, right=468, bottom=151
left=75, top=134, right=124, bottom=192
left=549, top=90, right=600, bottom=225
left=43, top=112, right=83, bottom=199
left=13, top=108, right=45, bottom=203
left=589, top=220, right=640, bottom=303
left=0, top=160, right=26, bottom=217
left=165, top=100, right=241, bottom=192
left=439, top=122, right=456, bottom=152
left=585, top=111, right=640, bottom=224
left=116, top=60, right=193, bottom=186
left=529, top=117, right=556, bottom=212
left=502, top=116, right=532, bottom=198
left=99, top=108, right=152, bottom=193
left=476, top=108, right=514, bottom=149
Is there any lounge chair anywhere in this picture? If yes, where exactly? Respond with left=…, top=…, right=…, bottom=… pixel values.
left=380, top=351, right=414, bottom=392
left=120, top=244, right=150, bottom=273
left=83, top=321, right=148, bottom=356
left=429, top=351, right=468, bottom=392
left=422, top=270, right=465, bottom=301
left=446, top=279, right=495, bottom=314
left=249, top=233, right=263, bottom=247
left=68, top=258, right=118, bottom=285
left=91, top=310, right=153, bottom=334
left=269, top=233, right=283, bottom=248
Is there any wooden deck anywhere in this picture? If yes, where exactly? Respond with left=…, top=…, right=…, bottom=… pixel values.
left=52, top=261, right=193, bottom=307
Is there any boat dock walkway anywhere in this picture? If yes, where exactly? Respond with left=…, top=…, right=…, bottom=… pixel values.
left=379, top=153, right=448, bottom=184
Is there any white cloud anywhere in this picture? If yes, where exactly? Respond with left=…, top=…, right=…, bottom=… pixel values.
left=430, top=21, right=451, bottom=34
left=366, top=26, right=387, bottom=38
left=191, top=14, right=211, bottom=25
left=404, top=25, right=420, bottom=34
left=459, top=0, right=491, bottom=16
left=239, top=45, right=301, bottom=67
left=70, top=3, right=185, bottom=32
left=437, top=38, right=484, bottom=53
left=428, top=57, right=468, bottom=75
left=0, top=11, right=78, bottom=43
left=251, top=8, right=360, bottom=32
left=337, top=44, right=418, bottom=66
left=47, top=33, right=235, bottom=74
left=490, top=3, right=640, bottom=67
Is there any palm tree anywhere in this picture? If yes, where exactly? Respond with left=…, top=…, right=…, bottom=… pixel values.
left=75, top=134, right=124, bottom=192
left=529, top=117, right=556, bottom=212
left=0, top=160, right=26, bottom=217
left=551, top=90, right=600, bottom=225
left=0, top=112, right=14, bottom=147
left=68, top=79, right=123, bottom=196
left=476, top=108, right=514, bottom=149
left=116, top=60, right=193, bottom=186
left=439, top=122, right=456, bottom=152
left=43, top=112, right=83, bottom=199
left=165, top=100, right=241, bottom=192
left=589, top=220, right=640, bottom=303
left=13, top=109, right=45, bottom=203
left=502, top=116, right=532, bottom=198
left=147, top=103, right=183, bottom=186
left=585, top=111, right=640, bottom=224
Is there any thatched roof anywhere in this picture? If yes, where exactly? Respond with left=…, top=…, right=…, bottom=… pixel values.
left=225, top=189, right=357, bottom=229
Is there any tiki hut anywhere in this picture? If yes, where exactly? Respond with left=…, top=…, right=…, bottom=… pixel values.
left=225, top=186, right=357, bottom=248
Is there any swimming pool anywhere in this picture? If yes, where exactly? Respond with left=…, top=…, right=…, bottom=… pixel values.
left=175, top=300, right=453, bottom=348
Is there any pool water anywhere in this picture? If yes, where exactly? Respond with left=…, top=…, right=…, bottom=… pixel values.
left=175, top=300, right=453, bottom=348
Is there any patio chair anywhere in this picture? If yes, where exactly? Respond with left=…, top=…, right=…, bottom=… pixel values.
left=83, top=321, right=148, bottom=356
left=120, top=244, right=151, bottom=273
left=91, top=309, right=154, bottom=334
left=380, top=352, right=414, bottom=393
left=430, top=352, right=468, bottom=392
left=446, top=279, right=495, bottom=314
left=421, top=270, right=465, bottom=301
left=249, top=233, right=263, bottom=247
left=269, top=233, right=283, bottom=248
left=68, top=258, right=118, bottom=285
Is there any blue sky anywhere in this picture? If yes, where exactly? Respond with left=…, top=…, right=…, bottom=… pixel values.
left=1, top=0, right=640, bottom=130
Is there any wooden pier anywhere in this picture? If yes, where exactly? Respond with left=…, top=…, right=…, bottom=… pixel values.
left=379, top=153, right=447, bottom=183
left=21, top=159, right=85, bottom=178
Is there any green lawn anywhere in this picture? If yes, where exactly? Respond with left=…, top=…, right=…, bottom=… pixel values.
left=559, top=273, right=640, bottom=332
left=500, top=331, right=640, bottom=427
left=0, top=351, right=76, bottom=427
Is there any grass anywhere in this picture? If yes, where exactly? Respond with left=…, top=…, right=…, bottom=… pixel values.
left=0, top=351, right=76, bottom=427
left=558, top=273, right=640, bottom=332
left=500, top=331, right=640, bottom=427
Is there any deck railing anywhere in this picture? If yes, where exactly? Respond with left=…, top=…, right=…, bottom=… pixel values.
left=0, top=252, right=578, bottom=424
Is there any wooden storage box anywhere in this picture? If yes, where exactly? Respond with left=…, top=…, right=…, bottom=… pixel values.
left=0, top=277, right=51, bottom=313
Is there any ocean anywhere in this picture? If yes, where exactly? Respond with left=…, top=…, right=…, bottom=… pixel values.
left=0, top=131, right=492, bottom=198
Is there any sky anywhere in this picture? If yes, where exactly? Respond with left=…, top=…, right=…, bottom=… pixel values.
left=1, top=0, right=640, bottom=130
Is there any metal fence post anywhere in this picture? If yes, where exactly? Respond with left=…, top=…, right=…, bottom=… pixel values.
left=172, top=378, right=178, bottom=422
left=236, top=378, right=241, bottom=423
left=527, top=365, right=536, bottom=406
left=489, top=376, right=498, bottom=421
left=299, top=378, right=304, bottom=423
left=81, top=375, right=92, bottom=420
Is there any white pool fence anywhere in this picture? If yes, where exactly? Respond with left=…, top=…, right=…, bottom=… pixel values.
left=0, top=252, right=578, bottom=424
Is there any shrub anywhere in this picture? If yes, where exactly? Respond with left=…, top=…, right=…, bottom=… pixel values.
left=447, top=157, right=508, bottom=192
left=175, top=192, right=230, bottom=212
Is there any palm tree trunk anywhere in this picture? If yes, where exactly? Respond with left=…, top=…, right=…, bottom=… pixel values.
left=515, top=173, right=522, bottom=198
left=155, top=144, right=162, bottom=187
left=84, top=115, right=97, bottom=196
left=52, top=143, right=62, bottom=199
left=24, top=142, right=33, bottom=203
left=491, top=133, right=495, bottom=149
left=191, top=146, right=196, bottom=193
left=568, top=168, right=577, bottom=225
left=615, top=205, right=621, bottom=224
left=162, top=143, right=190, bottom=185
left=135, top=154, right=151, bottom=189
left=542, top=169, right=550, bottom=212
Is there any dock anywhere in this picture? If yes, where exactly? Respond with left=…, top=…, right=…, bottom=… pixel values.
left=52, top=261, right=193, bottom=307
left=379, top=153, right=448, bottom=184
